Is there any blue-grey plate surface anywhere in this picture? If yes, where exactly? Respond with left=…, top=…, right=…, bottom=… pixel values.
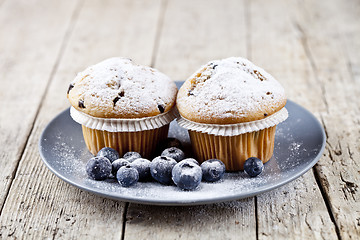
left=39, top=99, right=325, bottom=206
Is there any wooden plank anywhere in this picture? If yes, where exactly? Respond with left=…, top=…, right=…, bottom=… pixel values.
left=125, top=200, right=256, bottom=240
left=0, top=0, right=79, bottom=211
left=0, top=0, right=162, bottom=238
left=247, top=0, right=338, bottom=238
left=294, top=0, right=360, bottom=238
left=154, top=0, right=248, bottom=81
left=0, top=0, right=6, bottom=9
left=124, top=0, right=257, bottom=239
left=257, top=173, right=337, bottom=239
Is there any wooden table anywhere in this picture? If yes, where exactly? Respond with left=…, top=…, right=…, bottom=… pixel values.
left=0, top=0, right=359, bottom=239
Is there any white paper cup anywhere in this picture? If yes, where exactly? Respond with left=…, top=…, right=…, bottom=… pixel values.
left=70, top=107, right=178, bottom=157
left=177, top=108, right=288, bottom=171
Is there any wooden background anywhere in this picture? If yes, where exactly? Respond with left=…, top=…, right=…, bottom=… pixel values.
left=0, top=0, right=359, bottom=239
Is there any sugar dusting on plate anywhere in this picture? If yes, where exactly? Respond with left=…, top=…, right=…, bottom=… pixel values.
left=40, top=98, right=325, bottom=205
left=49, top=120, right=308, bottom=203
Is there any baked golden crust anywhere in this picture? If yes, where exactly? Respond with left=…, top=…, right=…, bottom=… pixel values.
left=176, top=57, right=286, bottom=124
left=67, top=58, right=177, bottom=119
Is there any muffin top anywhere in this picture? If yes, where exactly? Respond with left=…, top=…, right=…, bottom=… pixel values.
left=67, top=57, right=178, bottom=118
left=177, top=57, right=286, bottom=124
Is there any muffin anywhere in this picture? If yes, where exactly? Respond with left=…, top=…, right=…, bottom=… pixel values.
left=176, top=57, right=288, bottom=171
left=67, top=57, right=178, bottom=157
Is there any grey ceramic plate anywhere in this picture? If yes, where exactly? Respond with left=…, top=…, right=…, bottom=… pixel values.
left=39, top=100, right=325, bottom=206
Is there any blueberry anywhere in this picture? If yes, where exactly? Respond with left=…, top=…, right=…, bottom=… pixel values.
left=159, top=138, right=182, bottom=150
left=150, top=156, right=177, bottom=185
left=123, top=151, right=142, bottom=162
left=130, top=158, right=151, bottom=181
left=172, top=161, right=202, bottom=190
left=86, top=156, right=112, bottom=180
left=97, top=147, right=120, bottom=163
left=200, top=159, right=226, bottom=182
left=244, top=157, right=264, bottom=177
left=116, top=166, right=139, bottom=187
left=112, top=158, right=130, bottom=176
left=161, top=147, right=185, bottom=162
left=180, top=158, right=199, bottom=165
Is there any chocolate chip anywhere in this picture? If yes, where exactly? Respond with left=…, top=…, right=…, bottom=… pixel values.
left=113, top=97, right=120, bottom=107
left=119, top=91, right=125, bottom=97
left=264, top=113, right=268, bottom=117
left=158, top=104, right=165, bottom=113
left=212, top=64, right=218, bottom=69
left=266, top=92, right=271, bottom=95
left=188, top=90, right=194, bottom=96
left=67, top=84, right=74, bottom=94
left=78, top=100, right=85, bottom=108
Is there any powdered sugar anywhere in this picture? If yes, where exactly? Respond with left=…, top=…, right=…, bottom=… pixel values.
left=177, top=57, right=286, bottom=122
left=68, top=57, right=177, bottom=118
left=43, top=116, right=314, bottom=205
left=39, top=99, right=326, bottom=205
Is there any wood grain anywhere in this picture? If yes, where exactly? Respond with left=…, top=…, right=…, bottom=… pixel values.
left=125, top=200, right=256, bottom=240
left=294, top=0, right=360, bottom=238
left=247, top=0, right=337, bottom=239
left=0, top=0, right=162, bottom=238
left=257, top=173, right=337, bottom=239
left=0, top=0, right=80, bottom=211
left=155, top=0, right=247, bottom=81
left=0, top=0, right=358, bottom=239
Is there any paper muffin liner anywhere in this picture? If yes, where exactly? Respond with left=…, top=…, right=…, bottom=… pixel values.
left=70, top=107, right=178, bottom=133
left=82, top=125, right=169, bottom=157
left=177, top=107, right=287, bottom=171
left=189, top=126, right=276, bottom=171
left=70, top=107, right=178, bottom=157
left=177, top=107, right=288, bottom=137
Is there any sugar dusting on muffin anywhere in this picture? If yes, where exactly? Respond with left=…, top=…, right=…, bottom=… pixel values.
left=67, top=57, right=177, bottom=118
left=177, top=57, right=286, bottom=124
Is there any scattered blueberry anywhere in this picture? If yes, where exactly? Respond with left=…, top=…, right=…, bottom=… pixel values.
left=244, top=157, right=264, bottom=177
left=86, top=156, right=112, bottom=180
left=181, top=158, right=199, bottom=165
left=161, top=147, right=185, bottom=162
left=116, top=166, right=139, bottom=187
left=172, top=161, right=202, bottom=190
left=159, top=138, right=182, bottom=150
left=130, top=158, right=151, bottom=181
left=123, top=151, right=142, bottom=162
left=200, top=159, right=226, bottom=182
left=150, top=156, right=177, bottom=185
left=97, top=147, right=120, bottom=163
left=112, top=158, right=130, bottom=176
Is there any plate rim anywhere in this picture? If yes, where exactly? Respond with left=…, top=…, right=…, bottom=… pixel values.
left=38, top=99, right=326, bottom=206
